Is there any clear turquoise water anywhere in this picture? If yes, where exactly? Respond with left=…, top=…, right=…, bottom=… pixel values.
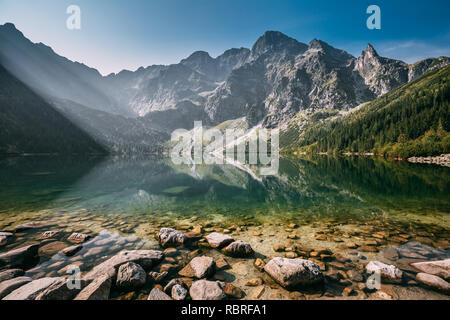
left=0, top=155, right=449, bottom=225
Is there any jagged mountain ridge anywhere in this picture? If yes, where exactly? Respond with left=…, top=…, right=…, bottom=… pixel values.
left=1, top=23, right=448, bottom=136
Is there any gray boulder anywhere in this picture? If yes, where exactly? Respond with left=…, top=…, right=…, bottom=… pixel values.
left=116, top=262, right=147, bottom=289
left=205, top=232, right=234, bottom=249
left=222, top=240, right=254, bottom=257
left=158, top=228, right=187, bottom=247
left=179, top=256, right=216, bottom=279
left=74, top=274, right=111, bottom=300
left=83, top=250, right=164, bottom=281
left=35, top=278, right=87, bottom=300
left=366, top=261, right=403, bottom=283
left=189, top=280, right=226, bottom=300
left=264, top=258, right=323, bottom=288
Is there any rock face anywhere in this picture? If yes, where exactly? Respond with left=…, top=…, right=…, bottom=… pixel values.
left=416, top=273, right=450, bottom=294
left=189, top=280, right=226, bottom=300
left=148, top=287, right=172, bottom=300
left=179, top=256, right=216, bottom=279
left=83, top=250, right=164, bottom=281
left=0, top=244, right=39, bottom=269
left=68, top=233, right=91, bottom=243
left=366, top=261, right=403, bottom=283
left=0, top=276, right=32, bottom=299
left=205, top=233, right=234, bottom=249
left=411, top=259, right=450, bottom=281
left=2, top=277, right=62, bottom=300
left=264, top=258, right=323, bottom=288
left=158, top=228, right=187, bottom=247
left=116, top=262, right=147, bottom=289
left=222, top=240, right=254, bottom=257
left=171, top=284, right=188, bottom=300
left=74, top=274, right=111, bottom=300
left=35, top=278, right=87, bottom=300
left=0, top=268, right=24, bottom=282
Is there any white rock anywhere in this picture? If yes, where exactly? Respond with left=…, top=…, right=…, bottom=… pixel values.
left=116, top=262, right=147, bottom=289
left=366, top=261, right=403, bottom=283
left=158, top=228, right=187, bottom=247
left=189, top=280, right=226, bottom=300
left=83, top=250, right=164, bottom=281
left=264, top=258, right=323, bottom=288
left=205, top=232, right=234, bottom=249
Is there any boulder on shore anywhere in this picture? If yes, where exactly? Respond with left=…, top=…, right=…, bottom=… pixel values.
left=116, top=262, right=147, bottom=289
left=74, top=274, right=111, bottom=300
left=366, top=261, right=403, bottom=283
left=0, top=268, right=24, bottom=283
left=205, top=233, right=234, bottom=249
left=179, top=256, right=216, bottom=279
left=158, top=228, right=187, bottom=247
left=0, top=276, right=32, bottom=299
left=189, top=280, right=226, bottom=300
left=264, top=258, right=323, bottom=288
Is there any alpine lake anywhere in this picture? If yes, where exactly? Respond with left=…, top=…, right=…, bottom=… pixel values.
left=0, top=155, right=449, bottom=300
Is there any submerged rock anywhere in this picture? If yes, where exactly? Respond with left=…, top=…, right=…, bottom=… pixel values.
left=222, top=240, right=254, bottom=257
left=264, top=258, right=323, bottom=288
left=74, top=274, right=111, bottom=300
left=205, top=232, right=234, bottom=249
left=0, top=269, right=24, bottom=282
left=83, top=250, right=164, bottom=281
left=148, top=287, right=172, bottom=300
left=416, top=273, right=450, bottom=294
left=366, top=261, right=403, bottom=283
left=411, top=259, right=450, bottom=280
left=39, top=241, right=68, bottom=256
left=14, top=222, right=53, bottom=232
left=3, top=277, right=63, bottom=300
left=116, top=262, right=147, bottom=289
left=179, top=256, right=216, bottom=279
left=0, top=276, right=32, bottom=299
left=60, top=244, right=83, bottom=257
left=189, top=280, right=226, bottom=300
left=68, top=233, right=91, bottom=243
left=158, top=228, right=187, bottom=247
left=0, top=244, right=39, bottom=269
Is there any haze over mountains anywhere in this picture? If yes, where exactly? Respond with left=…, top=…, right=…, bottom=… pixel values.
left=0, top=22, right=448, bottom=154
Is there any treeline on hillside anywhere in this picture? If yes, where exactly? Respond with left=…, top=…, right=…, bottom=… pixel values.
left=295, top=65, right=450, bottom=158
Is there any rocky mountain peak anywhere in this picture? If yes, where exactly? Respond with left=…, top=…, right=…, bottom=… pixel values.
left=363, top=43, right=379, bottom=58
left=251, top=31, right=307, bottom=58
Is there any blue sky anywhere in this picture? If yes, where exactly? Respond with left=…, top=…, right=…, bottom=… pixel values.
left=1, top=0, right=449, bottom=75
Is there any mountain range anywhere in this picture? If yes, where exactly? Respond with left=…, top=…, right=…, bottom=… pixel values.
left=0, top=22, right=449, bottom=155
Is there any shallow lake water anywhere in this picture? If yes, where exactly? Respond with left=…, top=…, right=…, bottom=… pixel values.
left=0, top=155, right=449, bottom=300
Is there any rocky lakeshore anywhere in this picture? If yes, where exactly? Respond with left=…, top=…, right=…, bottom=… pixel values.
left=407, top=154, right=450, bottom=167
left=0, top=212, right=449, bottom=301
